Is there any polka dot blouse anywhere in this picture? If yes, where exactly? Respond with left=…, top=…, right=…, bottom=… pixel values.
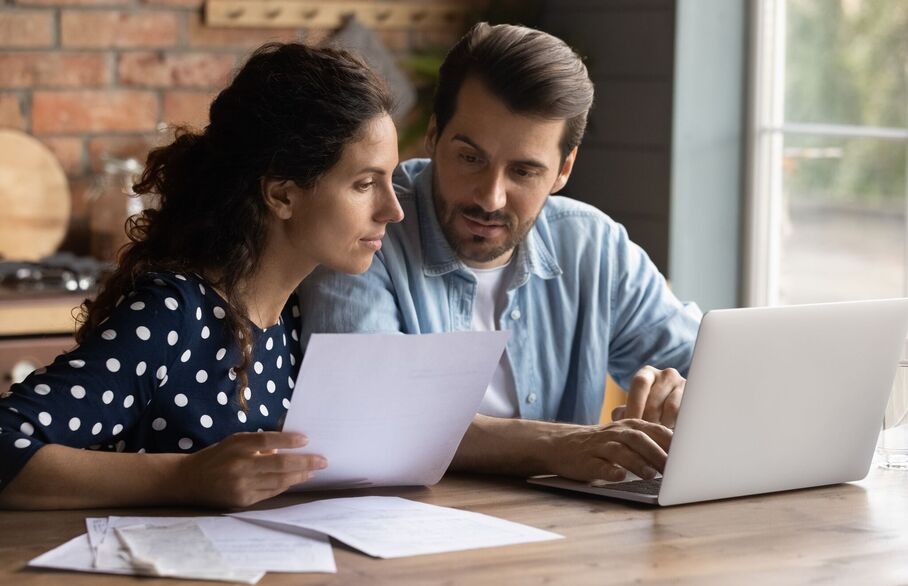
left=0, top=272, right=302, bottom=490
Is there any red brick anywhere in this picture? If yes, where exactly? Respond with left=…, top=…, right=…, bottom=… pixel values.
left=187, top=13, right=302, bottom=49
left=141, top=0, right=203, bottom=8
left=61, top=10, right=179, bottom=49
left=162, top=90, right=217, bottom=129
left=88, top=133, right=166, bottom=172
left=32, top=91, right=159, bottom=134
left=39, top=137, right=85, bottom=175
left=118, top=52, right=236, bottom=89
left=0, top=11, right=55, bottom=48
left=0, top=93, right=25, bottom=130
left=0, top=53, right=110, bottom=88
left=15, top=0, right=129, bottom=5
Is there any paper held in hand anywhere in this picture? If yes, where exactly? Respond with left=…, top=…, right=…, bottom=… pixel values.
left=283, top=331, right=510, bottom=490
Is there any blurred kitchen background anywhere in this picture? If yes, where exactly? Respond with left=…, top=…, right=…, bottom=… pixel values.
left=1, top=0, right=906, bottom=384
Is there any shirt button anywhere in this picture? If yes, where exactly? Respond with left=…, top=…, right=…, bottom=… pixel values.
left=526, top=392, right=537, bottom=404
left=510, top=308, right=522, bottom=320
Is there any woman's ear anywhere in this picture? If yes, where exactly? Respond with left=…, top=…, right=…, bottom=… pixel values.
left=261, top=178, right=295, bottom=220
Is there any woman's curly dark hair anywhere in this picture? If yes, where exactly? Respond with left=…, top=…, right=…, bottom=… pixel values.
left=76, top=43, right=392, bottom=408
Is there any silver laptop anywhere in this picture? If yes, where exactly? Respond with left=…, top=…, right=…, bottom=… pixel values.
left=529, top=298, right=908, bottom=506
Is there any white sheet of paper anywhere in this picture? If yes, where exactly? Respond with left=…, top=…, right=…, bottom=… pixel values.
left=29, top=535, right=133, bottom=578
left=231, top=496, right=563, bottom=559
left=88, top=516, right=335, bottom=574
left=284, top=331, right=510, bottom=490
left=114, top=522, right=265, bottom=584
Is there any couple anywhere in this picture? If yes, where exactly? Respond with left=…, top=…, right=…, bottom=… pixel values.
left=0, top=23, right=700, bottom=510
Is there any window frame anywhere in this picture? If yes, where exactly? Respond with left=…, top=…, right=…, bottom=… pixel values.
left=745, top=0, right=908, bottom=307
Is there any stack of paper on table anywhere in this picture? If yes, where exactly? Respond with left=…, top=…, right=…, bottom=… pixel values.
left=30, top=496, right=562, bottom=580
left=29, top=515, right=335, bottom=583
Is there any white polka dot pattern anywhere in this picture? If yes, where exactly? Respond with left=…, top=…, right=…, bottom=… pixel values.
left=0, top=271, right=302, bottom=481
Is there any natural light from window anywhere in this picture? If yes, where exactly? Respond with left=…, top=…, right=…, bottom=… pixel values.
left=748, top=0, right=908, bottom=306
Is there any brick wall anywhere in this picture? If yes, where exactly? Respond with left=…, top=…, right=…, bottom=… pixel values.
left=0, top=0, right=467, bottom=254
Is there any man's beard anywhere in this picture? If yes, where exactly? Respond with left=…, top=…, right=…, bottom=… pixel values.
left=431, top=169, right=535, bottom=264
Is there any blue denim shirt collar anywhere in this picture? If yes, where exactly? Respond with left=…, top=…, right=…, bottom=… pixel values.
left=413, top=160, right=563, bottom=285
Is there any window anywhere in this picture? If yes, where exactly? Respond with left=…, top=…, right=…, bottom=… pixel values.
left=747, top=0, right=908, bottom=306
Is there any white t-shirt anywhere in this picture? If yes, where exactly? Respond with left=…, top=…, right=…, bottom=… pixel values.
left=470, top=262, right=519, bottom=418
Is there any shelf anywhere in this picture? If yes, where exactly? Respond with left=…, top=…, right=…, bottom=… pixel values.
left=205, top=0, right=470, bottom=30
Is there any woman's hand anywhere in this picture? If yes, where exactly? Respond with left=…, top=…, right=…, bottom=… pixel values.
left=178, top=431, right=326, bottom=508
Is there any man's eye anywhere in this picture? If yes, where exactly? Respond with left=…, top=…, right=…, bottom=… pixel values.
left=460, top=153, right=480, bottom=164
left=513, top=167, right=536, bottom=179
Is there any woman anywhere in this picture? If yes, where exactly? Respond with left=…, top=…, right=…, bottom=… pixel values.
left=0, top=43, right=403, bottom=509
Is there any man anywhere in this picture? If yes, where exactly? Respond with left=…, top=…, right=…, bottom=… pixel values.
left=298, top=23, right=701, bottom=483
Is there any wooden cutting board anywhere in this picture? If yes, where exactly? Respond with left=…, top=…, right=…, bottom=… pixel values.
left=0, top=130, right=71, bottom=261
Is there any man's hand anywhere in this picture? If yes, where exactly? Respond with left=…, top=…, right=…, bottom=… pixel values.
left=612, top=366, right=686, bottom=428
left=542, top=419, right=672, bottom=482
left=178, top=432, right=327, bottom=508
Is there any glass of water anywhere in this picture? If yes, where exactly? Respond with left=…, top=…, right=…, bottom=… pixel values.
left=878, top=352, right=908, bottom=470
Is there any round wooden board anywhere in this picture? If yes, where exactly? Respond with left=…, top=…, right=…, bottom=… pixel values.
left=0, top=130, right=71, bottom=261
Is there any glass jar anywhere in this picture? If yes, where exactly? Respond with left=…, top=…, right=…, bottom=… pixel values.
left=87, top=156, right=147, bottom=263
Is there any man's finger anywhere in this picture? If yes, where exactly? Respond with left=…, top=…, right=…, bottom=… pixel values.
left=599, top=442, right=661, bottom=478
left=605, top=427, right=668, bottom=470
left=620, top=419, right=673, bottom=452
left=661, top=387, right=683, bottom=428
left=625, top=367, right=656, bottom=420
left=610, top=405, right=626, bottom=421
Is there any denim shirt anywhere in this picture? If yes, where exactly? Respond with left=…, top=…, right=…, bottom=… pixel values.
left=297, top=158, right=702, bottom=425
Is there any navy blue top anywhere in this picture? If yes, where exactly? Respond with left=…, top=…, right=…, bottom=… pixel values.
left=0, top=272, right=302, bottom=491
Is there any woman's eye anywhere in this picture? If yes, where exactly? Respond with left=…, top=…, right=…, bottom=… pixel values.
left=355, top=181, right=374, bottom=192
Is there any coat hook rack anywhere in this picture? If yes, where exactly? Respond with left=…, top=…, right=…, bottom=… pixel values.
left=206, top=0, right=471, bottom=30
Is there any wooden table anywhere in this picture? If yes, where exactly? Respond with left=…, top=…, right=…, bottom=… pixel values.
left=3, top=467, right=908, bottom=585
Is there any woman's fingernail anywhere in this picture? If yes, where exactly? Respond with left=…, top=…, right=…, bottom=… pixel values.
left=642, top=466, right=658, bottom=479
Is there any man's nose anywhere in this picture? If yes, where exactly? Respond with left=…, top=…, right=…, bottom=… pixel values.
left=473, top=169, right=507, bottom=212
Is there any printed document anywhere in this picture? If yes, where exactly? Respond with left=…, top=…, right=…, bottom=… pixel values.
left=232, top=495, right=563, bottom=558
left=284, top=332, right=510, bottom=489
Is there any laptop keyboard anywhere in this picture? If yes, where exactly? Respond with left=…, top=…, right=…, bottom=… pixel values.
left=590, top=477, right=663, bottom=495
